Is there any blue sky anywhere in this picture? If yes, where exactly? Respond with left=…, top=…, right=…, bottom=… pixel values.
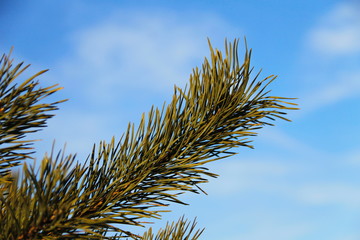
left=1, top=0, right=360, bottom=239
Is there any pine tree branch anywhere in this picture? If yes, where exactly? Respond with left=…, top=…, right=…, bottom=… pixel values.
left=0, top=39, right=298, bottom=239
left=71, top=40, right=297, bottom=236
left=142, top=216, right=204, bottom=240
left=0, top=50, right=66, bottom=183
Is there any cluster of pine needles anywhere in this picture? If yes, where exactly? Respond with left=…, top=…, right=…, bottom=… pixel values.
left=0, top=39, right=297, bottom=239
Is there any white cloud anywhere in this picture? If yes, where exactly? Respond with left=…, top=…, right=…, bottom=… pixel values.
left=232, top=222, right=311, bottom=240
left=41, top=9, right=239, bottom=159
left=205, top=153, right=360, bottom=209
left=31, top=109, right=116, bottom=161
left=295, top=182, right=360, bottom=208
left=297, top=2, right=360, bottom=116
left=337, top=235, right=360, bottom=240
left=57, top=10, right=238, bottom=103
left=298, top=71, right=360, bottom=114
left=205, top=158, right=292, bottom=195
left=344, top=148, right=360, bottom=166
left=307, top=2, right=360, bottom=56
left=259, top=128, right=319, bottom=154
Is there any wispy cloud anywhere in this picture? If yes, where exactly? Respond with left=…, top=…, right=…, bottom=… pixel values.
left=233, top=222, right=311, bottom=240
left=57, top=9, right=238, bottom=103
left=298, top=71, right=360, bottom=114
left=31, top=109, right=116, bottom=161
left=307, top=2, right=360, bottom=57
left=205, top=158, right=293, bottom=195
left=38, top=9, right=238, bottom=158
left=295, top=182, right=360, bottom=208
left=205, top=151, right=360, bottom=210
left=297, top=2, right=360, bottom=116
left=259, top=128, right=319, bottom=154
left=345, top=148, right=360, bottom=166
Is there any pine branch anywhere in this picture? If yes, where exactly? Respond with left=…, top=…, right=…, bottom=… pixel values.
left=0, top=39, right=298, bottom=239
left=0, top=50, right=66, bottom=183
left=142, top=217, right=204, bottom=240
